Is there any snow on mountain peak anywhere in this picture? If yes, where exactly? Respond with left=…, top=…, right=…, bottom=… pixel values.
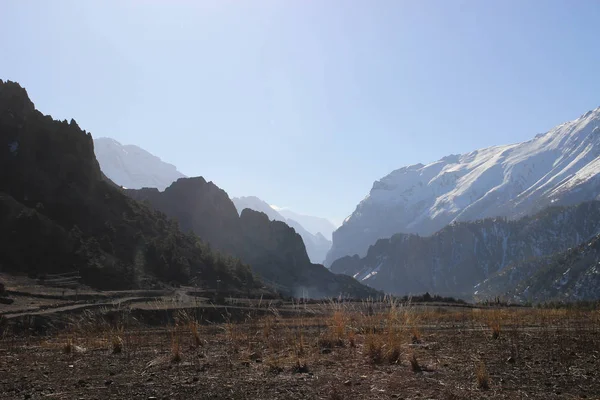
left=94, top=137, right=186, bottom=191
left=326, top=106, right=600, bottom=266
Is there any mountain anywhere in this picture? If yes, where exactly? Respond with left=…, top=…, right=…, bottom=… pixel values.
left=232, top=196, right=332, bottom=264
left=94, top=137, right=185, bottom=190
left=128, top=181, right=376, bottom=299
left=326, top=107, right=600, bottom=266
left=0, top=80, right=259, bottom=292
left=330, top=201, right=600, bottom=298
left=232, top=196, right=283, bottom=222
left=475, top=233, right=600, bottom=303
left=277, top=208, right=337, bottom=240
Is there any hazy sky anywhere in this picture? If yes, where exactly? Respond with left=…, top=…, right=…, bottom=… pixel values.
left=2, top=1, right=600, bottom=225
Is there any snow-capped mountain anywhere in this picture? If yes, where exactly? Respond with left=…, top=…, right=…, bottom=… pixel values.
left=232, top=196, right=332, bottom=264
left=276, top=208, right=337, bottom=240
left=330, top=201, right=600, bottom=299
left=326, top=107, right=600, bottom=266
left=94, top=137, right=185, bottom=190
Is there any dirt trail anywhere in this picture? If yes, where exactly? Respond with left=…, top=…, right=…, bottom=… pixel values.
left=1, top=296, right=161, bottom=319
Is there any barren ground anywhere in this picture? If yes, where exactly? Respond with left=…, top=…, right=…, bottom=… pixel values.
left=1, top=278, right=599, bottom=399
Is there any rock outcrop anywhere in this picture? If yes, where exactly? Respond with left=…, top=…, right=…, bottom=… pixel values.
left=129, top=180, right=377, bottom=298
left=0, top=80, right=259, bottom=292
left=232, top=196, right=332, bottom=264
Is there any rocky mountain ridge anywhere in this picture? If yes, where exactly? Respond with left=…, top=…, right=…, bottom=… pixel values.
left=326, top=107, right=600, bottom=266
left=128, top=180, right=376, bottom=298
left=330, top=201, right=600, bottom=299
left=0, top=80, right=258, bottom=292
left=232, top=196, right=332, bottom=264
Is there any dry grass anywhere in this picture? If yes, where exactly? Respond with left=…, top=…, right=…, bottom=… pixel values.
left=411, top=327, right=422, bottom=344
left=490, top=322, right=501, bottom=340
left=190, top=321, right=202, bottom=348
left=4, top=298, right=600, bottom=399
left=347, top=329, right=356, bottom=348
left=63, top=338, right=73, bottom=354
left=366, top=332, right=384, bottom=364
left=170, top=329, right=182, bottom=363
left=112, top=334, right=123, bottom=354
left=476, top=361, right=490, bottom=390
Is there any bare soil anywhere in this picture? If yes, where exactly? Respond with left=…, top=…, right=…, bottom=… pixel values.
left=2, top=289, right=600, bottom=399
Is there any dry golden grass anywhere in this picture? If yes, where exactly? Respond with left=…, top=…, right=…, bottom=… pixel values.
left=190, top=321, right=202, bottom=348
left=170, top=328, right=182, bottom=363
left=476, top=361, right=490, bottom=390
left=9, top=299, right=600, bottom=393
left=490, top=322, right=501, bottom=340
left=112, top=334, right=123, bottom=354
left=63, top=338, right=73, bottom=354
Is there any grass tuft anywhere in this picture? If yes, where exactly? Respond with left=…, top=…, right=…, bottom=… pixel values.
left=476, top=361, right=490, bottom=390
left=63, top=338, right=73, bottom=354
left=112, top=335, right=123, bottom=354
left=366, top=332, right=384, bottom=364
left=490, top=322, right=501, bottom=340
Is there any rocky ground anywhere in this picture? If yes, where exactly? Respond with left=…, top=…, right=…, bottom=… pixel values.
left=1, top=298, right=599, bottom=399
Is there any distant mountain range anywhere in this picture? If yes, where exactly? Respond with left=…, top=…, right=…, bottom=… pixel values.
left=232, top=196, right=332, bottom=264
left=330, top=201, right=600, bottom=300
left=327, top=107, right=600, bottom=266
left=0, top=80, right=261, bottom=292
left=92, top=139, right=335, bottom=264
left=128, top=181, right=376, bottom=298
left=93, top=137, right=186, bottom=190
left=0, top=79, right=374, bottom=299
left=6, top=77, right=600, bottom=302
left=275, top=208, right=336, bottom=240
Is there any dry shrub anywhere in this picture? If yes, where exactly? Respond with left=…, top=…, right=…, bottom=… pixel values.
left=366, top=332, right=384, bottom=364
left=490, top=322, right=501, bottom=340
left=170, top=330, right=182, bottom=363
left=267, top=357, right=283, bottom=375
left=63, top=338, right=73, bottom=354
left=387, top=344, right=402, bottom=364
left=347, top=329, right=356, bottom=348
left=295, top=328, right=306, bottom=356
left=385, top=327, right=403, bottom=364
left=331, top=309, right=347, bottom=342
left=411, top=327, right=422, bottom=344
left=112, top=335, right=123, bottom=354
left=476, top=361, right=490, bottom=390
left=262, top=316, right=275, bottom=340
left=318, top=331, right=344, bottom=350
left=190, top=321, right=202, bottom=348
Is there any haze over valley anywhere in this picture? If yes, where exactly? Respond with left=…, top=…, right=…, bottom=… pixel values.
left=3, top=2, right=600, bottom=399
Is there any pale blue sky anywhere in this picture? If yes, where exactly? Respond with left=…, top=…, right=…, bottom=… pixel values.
left=2, top=1, right=600, bottom=225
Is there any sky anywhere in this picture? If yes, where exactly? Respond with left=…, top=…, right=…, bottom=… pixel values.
left=2, top=1, right=600, bottom=226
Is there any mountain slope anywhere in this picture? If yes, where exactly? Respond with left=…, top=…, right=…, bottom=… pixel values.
left=129, top=181, right=376, bottom=298
left=94, top=137, right=185, bottom=190
left=277, top=208, right=337, bottom=240
left=0, top=79, right=259, bottom=292
left=475, top=233, right=600, bottom=303
left=326, top=107, right=600, bottom=266
left=232, top=196, right=284, bottom=223
left=330, top=201, right=600, bottom=298
left=232, top=196, right=332, bottom=264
